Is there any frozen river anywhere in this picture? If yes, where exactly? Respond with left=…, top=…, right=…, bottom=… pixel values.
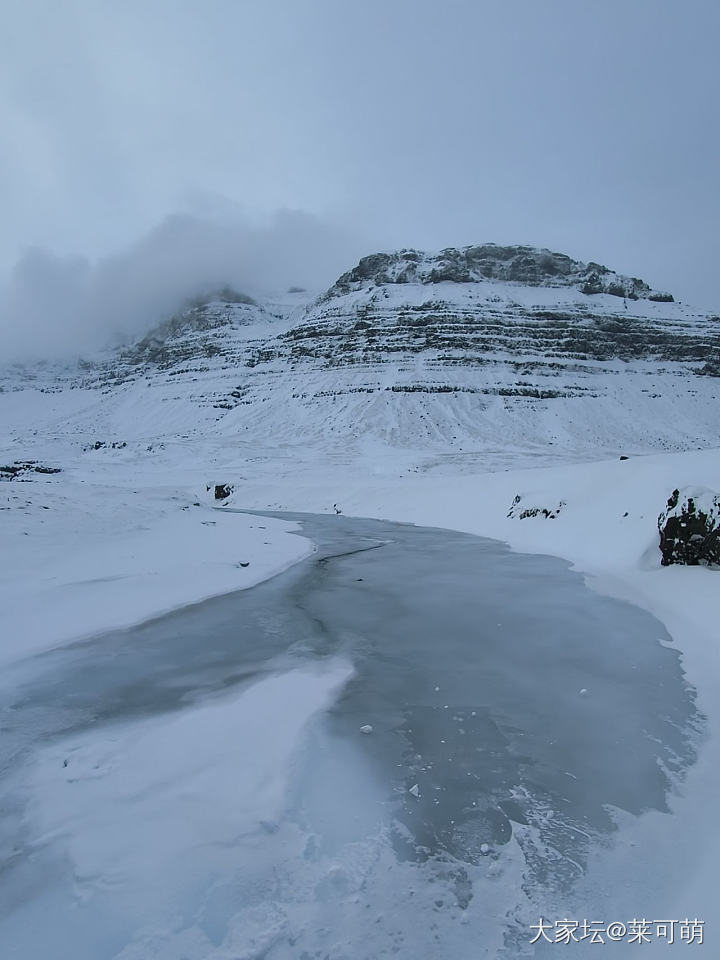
left=0, top=513, right=701, bottom=958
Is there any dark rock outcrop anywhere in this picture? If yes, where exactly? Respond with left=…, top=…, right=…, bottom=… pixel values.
left=87, top=440, right=127, bottom=451
left=507, top=494, right=565, bottom=519
left=214, top=483, right=234, bottom=500
left=328, top=244, right=669, bottom=302
left=0, top=460, right=62, bottom=480
left=658, top=487, right=720, bottom=566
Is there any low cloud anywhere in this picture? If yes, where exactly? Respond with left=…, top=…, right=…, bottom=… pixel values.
left=0, top=209, right=363, bottom=362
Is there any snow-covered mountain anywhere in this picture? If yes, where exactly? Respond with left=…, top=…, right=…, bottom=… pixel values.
left=2, top=244, right=720, bottom=464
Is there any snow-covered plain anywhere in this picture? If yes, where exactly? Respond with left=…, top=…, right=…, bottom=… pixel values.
left=2, top=249, right=719, bottom=955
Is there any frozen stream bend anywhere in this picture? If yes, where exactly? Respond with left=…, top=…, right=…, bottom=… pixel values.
left=0, top=513, right=702, bottom=958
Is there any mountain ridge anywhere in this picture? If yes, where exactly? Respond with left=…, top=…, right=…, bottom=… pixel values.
left=2, top=242, right=719, bottom=466
left=326, top=244, right=675, bottom=302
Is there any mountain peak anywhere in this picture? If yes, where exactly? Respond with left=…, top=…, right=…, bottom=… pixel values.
left=327, top=244, right=673, bottom=303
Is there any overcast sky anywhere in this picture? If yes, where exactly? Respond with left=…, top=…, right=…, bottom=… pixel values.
left=1, top=0, right=718, bottom=358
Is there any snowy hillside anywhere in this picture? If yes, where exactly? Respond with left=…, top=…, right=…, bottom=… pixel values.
left=2, top=244, right=719, bottom=465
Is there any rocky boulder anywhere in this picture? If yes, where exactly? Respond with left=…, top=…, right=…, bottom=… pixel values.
left=658, top=487, right=720, bottom=566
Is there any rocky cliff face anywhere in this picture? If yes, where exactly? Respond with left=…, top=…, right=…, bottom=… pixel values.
left=246, top=247, right=717, bottom=384
left=326, top=245, right=674, bottom=302
left=121, top=291, right=268, bottom=369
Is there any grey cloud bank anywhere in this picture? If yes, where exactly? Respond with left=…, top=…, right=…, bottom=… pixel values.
left=1, top=0, right=718, bottom=360
left=0, top=211, right=363, bottom=360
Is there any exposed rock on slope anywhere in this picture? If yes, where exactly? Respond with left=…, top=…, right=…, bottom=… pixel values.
left=122, top=290, right=264, bottom=368
left=277, top=247, right=711, bottom=375
left=507, top=494, right=565, bottom=519
left=0, top=461, right=62, bottom=480
left=327, top=245, right=674, bottom=301
left=658, top=487, right=720, bottom=566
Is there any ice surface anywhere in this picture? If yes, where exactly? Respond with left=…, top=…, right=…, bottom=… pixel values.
left=0, top=515, right=704, bottom=958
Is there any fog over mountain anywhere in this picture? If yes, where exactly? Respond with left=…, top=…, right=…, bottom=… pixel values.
left=0, top=210, right=363, bottom=360
left=1, top=0, right=719, bottom=361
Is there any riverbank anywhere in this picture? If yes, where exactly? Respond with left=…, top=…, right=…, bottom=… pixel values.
left=0, top=473, right=313, bottom=666
left=4, top=444, right=717, bottom=678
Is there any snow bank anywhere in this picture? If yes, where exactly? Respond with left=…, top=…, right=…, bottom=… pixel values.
left=0, top=473, right=312, bottom=666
